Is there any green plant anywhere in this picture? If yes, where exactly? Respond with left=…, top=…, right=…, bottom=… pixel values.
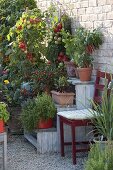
left=85, top=143, right=113, bottom=170
left=90, top=82, right=113, bottom=141
left=54, top=76, right=69, bottom=92
left=21, top=93, right=56, bottom=131
left=0, top=102, right=9, bottom=122
left=0, top=0, right=37, bottom=66
left=62, top=27, right=103, bottom=67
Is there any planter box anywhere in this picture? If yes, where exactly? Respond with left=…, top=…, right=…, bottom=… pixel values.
left=51, top=90, right=75, bottom=105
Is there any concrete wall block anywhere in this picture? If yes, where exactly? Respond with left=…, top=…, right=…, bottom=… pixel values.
left=106, top=0, right=113, bottom=5
left=98, top=13, right=106, bottom=20
left=80, top=1, right=89, bottom=8
left=85, top=21, right=94, bottom=28
left=97, top=0, right=107, bottom=6
left=77, top=8, right=86, bottom=15
left=82, top=14, right=90, bottom=21
left=63, top=0, right=71, bottom=3
left=86, top=7, right=94, bottom=14
left=94, top=21, right=103, bottom=28
left=93, top=6, right=103, bottom=14
left=103, top=20, right=113, bottom=28
left=102, top=5, right=111, bottom=12
left=89, top=0, right=97, bottom=7
left=107, top=11, right=113, bottom=19
left=89, top=14, right=98, bottom=21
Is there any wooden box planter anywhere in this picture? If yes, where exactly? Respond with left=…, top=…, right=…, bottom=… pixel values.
left=51, top=90, right=75, bottom=105
left=8, top=107, right=23, bottom=134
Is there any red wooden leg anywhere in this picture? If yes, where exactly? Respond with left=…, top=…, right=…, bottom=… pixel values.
left=71, top=125, right=76, bottom=164
left=59, top=117, right=65, bottom=157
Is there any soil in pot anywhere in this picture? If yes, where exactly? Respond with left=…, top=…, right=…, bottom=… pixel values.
left=38, top=119, right=53, bottom=129
left=77, top=67, right=92, bottom=81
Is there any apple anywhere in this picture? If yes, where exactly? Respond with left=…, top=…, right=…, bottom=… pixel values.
left=57, top=23, right=62, bottom=30
left=57, top=37, right=62, bottom=42
left=54, top=36, right=57, bottom=40
left=55, top=41, right=59, bottom=45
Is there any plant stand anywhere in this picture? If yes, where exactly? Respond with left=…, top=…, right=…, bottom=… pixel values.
left=24, top=128, right=57, bottom=153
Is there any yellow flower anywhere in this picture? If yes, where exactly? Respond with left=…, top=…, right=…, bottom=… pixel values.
left=4, top=80, right=9, bottom=85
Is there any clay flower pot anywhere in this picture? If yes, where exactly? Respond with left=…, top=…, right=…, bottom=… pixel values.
left=38, top=119, right=53, bottom=129
left=51, top=90, right=75, bottom=105
left=77, top=67, right=92, bottom=81
left=0, top=120, right=4, bottom=133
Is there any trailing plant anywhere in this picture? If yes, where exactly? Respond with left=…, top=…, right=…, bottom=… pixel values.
left=0, top=102, right=9, bottom=122
left=85, top=143, right=113, bottom=170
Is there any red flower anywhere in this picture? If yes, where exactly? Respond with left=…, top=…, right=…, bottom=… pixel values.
left=47, top=60, right=51, bottom=65
left=26, top=53, right=33, bottom=61
left=30, top=18, right=35, bottom=24
left=19, top=42, right=27, bottom=51
left=17, top=25, right=22, bottom=30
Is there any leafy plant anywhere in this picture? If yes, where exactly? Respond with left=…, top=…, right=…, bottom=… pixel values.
left=54, top=76, right=70, bottom=93
left=90, top=82, right=113, bottom=141
left=85, top=143, right=113, bottom=170
left=0, top=0, right=37, bottom=66
left=0, top=102, right=9, bottom=122
left=62, top=27, right=103, bottom=68
left=21, top=93, right=56, bottom=131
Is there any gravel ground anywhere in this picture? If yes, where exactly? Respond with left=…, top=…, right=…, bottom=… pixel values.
left=0, top=135, right=87, bottom=170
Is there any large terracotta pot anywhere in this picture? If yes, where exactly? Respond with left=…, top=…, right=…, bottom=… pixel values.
left=51, top=90, right=75, bottom=105
left=64, top=61, right=78, bottom=77
left=38, top=119, right=53, bottom=129
left=77, top=67, right=92, bottom=81
left=0, top=120, right=4, bottom=133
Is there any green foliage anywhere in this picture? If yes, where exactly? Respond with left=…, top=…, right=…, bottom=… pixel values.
left=0, top=0, right=37, bottom=65
left=54, top=76, right=69, bottom=92
left=0, top=102, right=9, bottom=122
left=90, top=82, right=113, bottom=140
left=62, top=27, right=103, bottom=67
left=85, top=143, right=113, bottom=170
left=21, top=93, right=56, bottom=131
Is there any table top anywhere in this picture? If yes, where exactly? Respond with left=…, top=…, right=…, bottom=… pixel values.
left=68, top=78, right=95, bottom=85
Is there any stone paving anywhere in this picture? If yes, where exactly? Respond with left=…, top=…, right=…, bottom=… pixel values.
left=0, top=135, right=87, bottom=170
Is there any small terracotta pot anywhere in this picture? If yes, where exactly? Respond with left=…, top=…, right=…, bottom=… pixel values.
left=51, top=90, right=75, bottom=105
left=0, top=120, right=4, bottom=133
left=38, top=119, right=53, bottom=129
left=77, top=67, right=92, bottom=81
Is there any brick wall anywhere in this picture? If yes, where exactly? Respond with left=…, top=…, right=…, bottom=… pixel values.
left=37, top=0, right=113, bottom=73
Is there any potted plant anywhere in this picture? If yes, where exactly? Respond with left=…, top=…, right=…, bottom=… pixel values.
left=21, top=93, right=56, bottom=132
left=85, top=143, right=113, bottom=170
left=62, top=27, right=103, bottom=81
left=0, top=102, right=9, bottom=133
left=89, top=82, right=113, bottom=145
left=51, top=76, right=75, bottom=105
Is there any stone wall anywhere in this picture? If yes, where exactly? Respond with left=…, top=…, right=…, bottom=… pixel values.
left=37, top=0, right=113, bottom=73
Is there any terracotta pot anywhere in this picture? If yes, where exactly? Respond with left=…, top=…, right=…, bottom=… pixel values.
left=38, top=119, right=53, bottom=129
left=0, top=120, right=4, bottom=133
left=64, top=61, right=78, bottom=77
left=77, top=67, right=92, bottom=81
left=51, top=90, right=75, bottom=105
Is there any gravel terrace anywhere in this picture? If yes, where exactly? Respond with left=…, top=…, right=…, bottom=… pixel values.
left=0, top=135, right=87, bottom=170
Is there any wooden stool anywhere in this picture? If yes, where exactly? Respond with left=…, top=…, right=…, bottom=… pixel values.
left=58, top=109, right=93, bottom=164
left=0, top=132, right=7, bottom=170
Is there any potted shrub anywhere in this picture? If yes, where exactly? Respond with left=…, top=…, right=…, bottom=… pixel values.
left=51, top=76, right=75, bottom=105
left=0, top=102, right=9, bottom=133
left=21, top=93, right=56, bottom=132
left=85, top=143, right=113, bottom=170
left=89, top=82, right=113, bottom=145
left=62, top=27, right=103, bottom=81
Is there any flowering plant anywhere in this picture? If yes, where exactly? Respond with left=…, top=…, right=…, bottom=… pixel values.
left=7, top=8, right=47, bottom=80
left=32, top=63, right=66, bottom=93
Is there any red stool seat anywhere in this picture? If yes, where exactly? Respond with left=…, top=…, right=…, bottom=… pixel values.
left=57, top=109, right=93, bottom=164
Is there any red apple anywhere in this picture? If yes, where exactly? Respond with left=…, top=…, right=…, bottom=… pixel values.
left=57, top=23, right=62, bottom=30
